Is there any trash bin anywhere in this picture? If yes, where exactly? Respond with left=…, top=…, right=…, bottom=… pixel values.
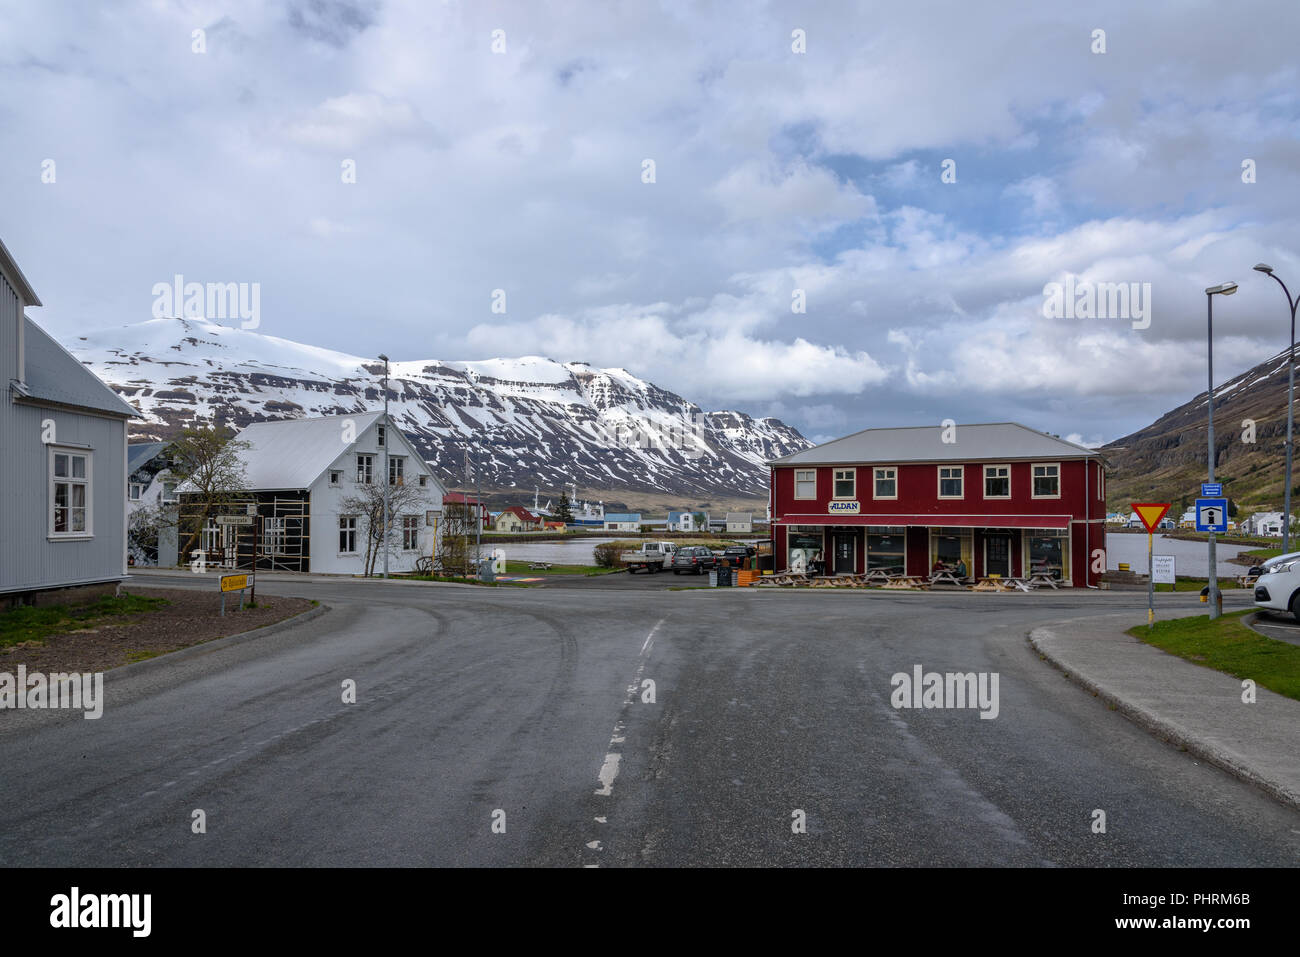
left=478, top=559, right=496, bottom=582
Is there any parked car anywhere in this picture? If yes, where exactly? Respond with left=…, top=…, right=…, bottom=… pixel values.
left=671, top=546, right=717, bottom=574
left=620, top=541, right=679, bottom=574
left=1253, top=555, right=1300, bottom=619
left=715, top=546, right=752, bottom=567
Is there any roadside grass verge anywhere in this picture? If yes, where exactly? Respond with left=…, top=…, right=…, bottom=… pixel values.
left=0, top=592, right=169, bottom=649
left=501, top=560, right=619, bottom=576
left=400, top=574, right=533, bottom=587
left=1126, top=610, right=1300, bottom=701
left=1152, top=577, right=1244, bottom=592
left=1242, top=547, right=1284, bottom=561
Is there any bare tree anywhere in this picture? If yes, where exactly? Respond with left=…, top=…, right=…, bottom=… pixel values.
left=434, top=502, right=477, bottom=577
left=339, top=478, right=424, bottom=576
left=172, top=425, right=251, bottom=562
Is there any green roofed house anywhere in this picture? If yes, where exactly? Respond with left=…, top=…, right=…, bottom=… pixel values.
left=1, top=237, right=142, bottom=606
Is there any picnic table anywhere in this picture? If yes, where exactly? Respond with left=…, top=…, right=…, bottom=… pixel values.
left=928, top=570, right=972, bottom=587
left=882, top=575, right=930, bottom=590
left=758, top=572, right=811, bottom=587
left=528, top=561, right=553, bottom=571
left=1026, top=571, right=1059, bottom=589
left=969, top=576, right=1031, bottom=592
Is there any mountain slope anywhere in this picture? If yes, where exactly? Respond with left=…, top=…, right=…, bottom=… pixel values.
left=1102, top=346, right=1296, bottom=512
left=68, top=318, right=810, bottom=503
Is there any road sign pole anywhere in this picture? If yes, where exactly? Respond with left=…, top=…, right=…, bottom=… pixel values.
left=1148, top=531, right=1154, bottom=630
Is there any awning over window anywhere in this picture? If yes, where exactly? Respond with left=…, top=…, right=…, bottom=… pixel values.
left=773, top=514, right=1072, bottom=529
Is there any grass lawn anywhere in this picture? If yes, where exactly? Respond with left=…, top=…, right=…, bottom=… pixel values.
left=1126, top=610, right=1300, bottom=701
left=1152, top=578, right=1244, bottom=592
left=1242, top=547, right=1285, bottom=561
left=502, top=560, right=619, bottom=576
left=0, top=591, right=169, bottom=648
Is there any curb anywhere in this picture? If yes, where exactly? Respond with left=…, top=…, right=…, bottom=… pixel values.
left=1027, top=624, right=1300, bottom=812
left=107, top=603, right=331, bottom=679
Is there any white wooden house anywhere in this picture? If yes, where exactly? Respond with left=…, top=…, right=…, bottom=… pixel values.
left=183, top=412, right=446, bottom=574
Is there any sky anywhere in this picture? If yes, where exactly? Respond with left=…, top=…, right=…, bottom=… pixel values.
left=3, top=0, right=1299, bottom=446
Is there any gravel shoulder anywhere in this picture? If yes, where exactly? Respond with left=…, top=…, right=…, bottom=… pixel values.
left=0, top=586, right=314, bottom=674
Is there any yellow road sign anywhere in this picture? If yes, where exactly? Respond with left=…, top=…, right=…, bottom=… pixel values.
left=220, top=573, right=249, bottom=592
left=1131, top=503, right=1171, bottom=533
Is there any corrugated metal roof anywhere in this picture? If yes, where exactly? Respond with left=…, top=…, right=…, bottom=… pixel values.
left=604, top=513, right=641, bottom=522
left=769, top=422, right=1096, bottom=466
left=231, top=412, right=384, bottom=490
left=21, top=317, right=140, bottom=417
left=0, top=237, right=41, bottom=305
left=127, top=442, right=168, bottom=474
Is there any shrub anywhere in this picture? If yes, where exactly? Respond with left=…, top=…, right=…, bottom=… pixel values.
left=593, top=541, right=622, bottom=568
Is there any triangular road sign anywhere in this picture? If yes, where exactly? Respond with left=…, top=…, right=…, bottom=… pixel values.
left=1132, top=502, right=1171, bottom=532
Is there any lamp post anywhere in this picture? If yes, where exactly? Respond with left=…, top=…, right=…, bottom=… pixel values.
left=1253, top=264, right=1300, bottom=552
left=1205, top=282, right=1238, bottom=619
left=378, top=354, right=390, bottom=580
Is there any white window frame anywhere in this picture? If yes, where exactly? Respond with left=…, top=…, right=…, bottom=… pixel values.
left=937, top=465, right=964, bottom=500
left=356, top=454, right=374, bottom=484
left=1031, top=462, right=1061, bottom=499
left=794, top=469, right=817, bottom=500
left=49, top=447, right=93, bottom=538
left=161, top=479, right=178, bottom=504
left=339, top=515, right=359, bottom=554
left=128, top=482, right=143, bottom=501
left=329, top=470, right=342, bottom=485
left=873, top=466, right=898, bottom=500
left=376, top=424, right=385, bottom=447
left=983, top=464, right=1011, bottom=499
left=1097, top=465, right=1105, bottom=500
left=389, top=456, right=405, bottom=486
left=418, top=474, right=428, bottom=487
left=833, top=468, right=856, bottom=500
left=401, top=514, right=419, bottom=551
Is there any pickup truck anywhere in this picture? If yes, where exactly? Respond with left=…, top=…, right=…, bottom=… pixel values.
left=620, top=541, right=679, bottom=574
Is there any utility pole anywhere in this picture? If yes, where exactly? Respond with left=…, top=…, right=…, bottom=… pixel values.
left=1204, top=282, right=1238, bottom=619
left=379, top=354, right=390, bottom=579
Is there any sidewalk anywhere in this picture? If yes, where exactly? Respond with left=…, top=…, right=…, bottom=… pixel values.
left=126, top=566, right=480, bottom=588
left=1029, top=612, right=1300, bottom=811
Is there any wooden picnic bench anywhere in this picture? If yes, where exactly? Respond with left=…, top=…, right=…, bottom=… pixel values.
left=882, top=575, right=930, bottom=590
left=528, top=561, right=553, bottom=571
left=928, top=570, right=971, bottom=587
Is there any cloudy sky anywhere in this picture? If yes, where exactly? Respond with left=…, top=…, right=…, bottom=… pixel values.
left=3, top=0, right=1299, bottom=444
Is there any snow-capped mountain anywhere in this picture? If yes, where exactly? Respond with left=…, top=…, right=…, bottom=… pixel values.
left=68, top=318, right=810, bottom=500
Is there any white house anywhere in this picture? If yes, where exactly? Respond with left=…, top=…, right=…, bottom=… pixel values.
left=1243, top=511, right=1290, bottom=537
left=725, top=512, right=753, bottom=533
left=126, top=441, right=180, bottom=566
left=185, top=412, right=446, bottom=574
left=668, top=510, right=707, bottom=532
left=603, top=512, right=641, bottom=531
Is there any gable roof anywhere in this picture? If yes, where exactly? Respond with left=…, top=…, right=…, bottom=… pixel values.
left=499, top=505, right=542, bottom=522
left=20, top=316, right=140, bottom=417
left=0, top=237, right=41, bottom=306
left=725, top=512, right=752, bottom=522
left=127, top=442, right=169, bottom=474
left=769, top=422, right=1098, bottom=467
left=230, top=412, right=399, bottom=490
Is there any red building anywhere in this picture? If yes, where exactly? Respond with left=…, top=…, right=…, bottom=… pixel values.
left=767, top=423, right=1106, bottom=586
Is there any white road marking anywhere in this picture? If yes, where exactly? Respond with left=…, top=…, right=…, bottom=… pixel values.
left=594, top=753, right=621, bottom=796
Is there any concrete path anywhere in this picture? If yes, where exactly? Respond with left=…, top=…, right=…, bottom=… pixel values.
left=1030, top=612, right=1300, bottom=811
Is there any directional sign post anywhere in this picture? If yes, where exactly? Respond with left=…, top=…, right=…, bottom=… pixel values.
left=1132, top=503, right=1171, bottom=630
left=1200, top=483, right=1222, bottom=498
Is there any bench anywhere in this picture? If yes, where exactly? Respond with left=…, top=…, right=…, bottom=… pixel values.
left=528, top=561, right=553, bottom=571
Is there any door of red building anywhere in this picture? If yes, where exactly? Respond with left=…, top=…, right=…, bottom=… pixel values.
left=985, top=534, right=1011, bottom=577
left=833, top=531, right=855, bottom=573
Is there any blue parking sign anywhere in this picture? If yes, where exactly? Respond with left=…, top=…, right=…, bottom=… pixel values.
left=1195, top=498, right=1228, bottom=532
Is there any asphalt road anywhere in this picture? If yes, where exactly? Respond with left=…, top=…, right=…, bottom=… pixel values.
left=1, top=576, right=1296, bottom=867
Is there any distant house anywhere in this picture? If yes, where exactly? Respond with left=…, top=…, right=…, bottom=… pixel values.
left=543, top=520, right=566, bottom=531
left=1105, top=512, right=1126, bottom=525
left=603, top=512, right=641, bottom=531
left=494, top=505, right=544, bottom=532
left=1125, top=512, right=1142, bottom=528
left=126, top=441, right=181, bottom=566
left=667, top=510, right=708, bottom=532
left=1243, top=511, right=1289, bottom=537
left=180, top=412, right=446, bottom=574
left=1, top=237, right=142, bottom=606
left=1178, top=508, right=1196, bottom=529
left=725, top=512, right=753, bottom=533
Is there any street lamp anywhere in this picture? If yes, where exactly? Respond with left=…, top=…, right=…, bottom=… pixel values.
left=1205, top=281, right=1237, bottom=619
left=378, top=354, right=390, bottom=580
left=1253, top=264, right=1300, bottom=552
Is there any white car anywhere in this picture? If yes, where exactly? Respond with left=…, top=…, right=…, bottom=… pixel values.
left=1252, top=555, right=1300, bottom=618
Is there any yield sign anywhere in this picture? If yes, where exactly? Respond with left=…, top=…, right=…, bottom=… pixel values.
left=1131, top=502, right=1171, bottom=532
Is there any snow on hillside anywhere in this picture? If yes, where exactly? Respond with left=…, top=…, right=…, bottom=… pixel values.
left=69, top=318, right=810, bottom=498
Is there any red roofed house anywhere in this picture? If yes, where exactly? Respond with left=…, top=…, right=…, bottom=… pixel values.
left=767, top=422, right=1106, bottom=586
left=494, top=505, right=544, bottom=532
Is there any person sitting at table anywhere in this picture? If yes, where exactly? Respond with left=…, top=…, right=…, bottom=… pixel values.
left=931, top=559, right=946, bottom=574
left=954, top=558, right=967, bottom=579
